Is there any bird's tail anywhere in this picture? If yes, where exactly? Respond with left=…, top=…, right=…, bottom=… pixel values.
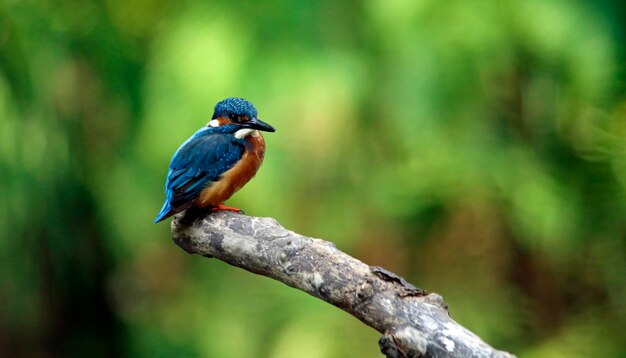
left=154, top=201, right=173, bottom=223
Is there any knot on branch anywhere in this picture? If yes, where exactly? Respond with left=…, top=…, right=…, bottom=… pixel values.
left=371, top=266, right=429, bottom=298
left=379, top=327, right=429, bottom=358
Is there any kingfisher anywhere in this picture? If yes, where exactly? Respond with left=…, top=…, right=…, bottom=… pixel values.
left=154, top=97, right=275, bottom=223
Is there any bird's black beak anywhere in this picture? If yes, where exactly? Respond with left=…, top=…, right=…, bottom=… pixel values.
left=245, top=117, right=276, bottom=132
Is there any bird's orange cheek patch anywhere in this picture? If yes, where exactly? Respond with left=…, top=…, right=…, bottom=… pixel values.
left=218, top=117, right=231, bottom=126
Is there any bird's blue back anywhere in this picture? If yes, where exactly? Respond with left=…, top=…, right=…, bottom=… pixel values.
left=154, top=125, right=247, bottom=222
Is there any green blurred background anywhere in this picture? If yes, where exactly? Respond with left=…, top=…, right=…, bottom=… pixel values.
left=1, top=0, right=625, bottom=357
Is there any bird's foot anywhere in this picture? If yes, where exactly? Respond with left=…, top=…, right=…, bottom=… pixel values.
left=180, top=206, right=210, bottom=226
left=212, top=203, right=244, bottom=214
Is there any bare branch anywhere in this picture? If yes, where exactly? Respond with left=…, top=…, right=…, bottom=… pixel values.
left=171, top=211, right=515, bottom=358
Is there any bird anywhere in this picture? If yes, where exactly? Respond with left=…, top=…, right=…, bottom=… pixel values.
left=154, top=97, right=275, bottom=223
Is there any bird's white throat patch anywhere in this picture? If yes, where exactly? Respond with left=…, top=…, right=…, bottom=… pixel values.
left=234, top=128, right=259, bottom=139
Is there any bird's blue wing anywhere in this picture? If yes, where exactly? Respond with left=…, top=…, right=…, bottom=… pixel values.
left=155, top=131, right=245, bottom=222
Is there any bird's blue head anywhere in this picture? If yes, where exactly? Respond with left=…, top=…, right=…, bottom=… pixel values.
left=213, top=97, right=258, bottom=120
left=209, top=97, right=275, bottom=133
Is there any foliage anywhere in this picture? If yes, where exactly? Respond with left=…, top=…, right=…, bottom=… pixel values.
left=1, top=0, right=625, bottom=356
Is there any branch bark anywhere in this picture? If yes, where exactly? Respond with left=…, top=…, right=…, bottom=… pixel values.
left=171, top=211, right=515, bottom=358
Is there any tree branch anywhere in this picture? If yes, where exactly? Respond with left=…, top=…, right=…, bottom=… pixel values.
left=171, top=211, right=515, bottom=358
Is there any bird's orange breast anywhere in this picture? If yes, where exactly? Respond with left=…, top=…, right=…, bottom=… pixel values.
left=196, top=132, right=266, bottom=207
